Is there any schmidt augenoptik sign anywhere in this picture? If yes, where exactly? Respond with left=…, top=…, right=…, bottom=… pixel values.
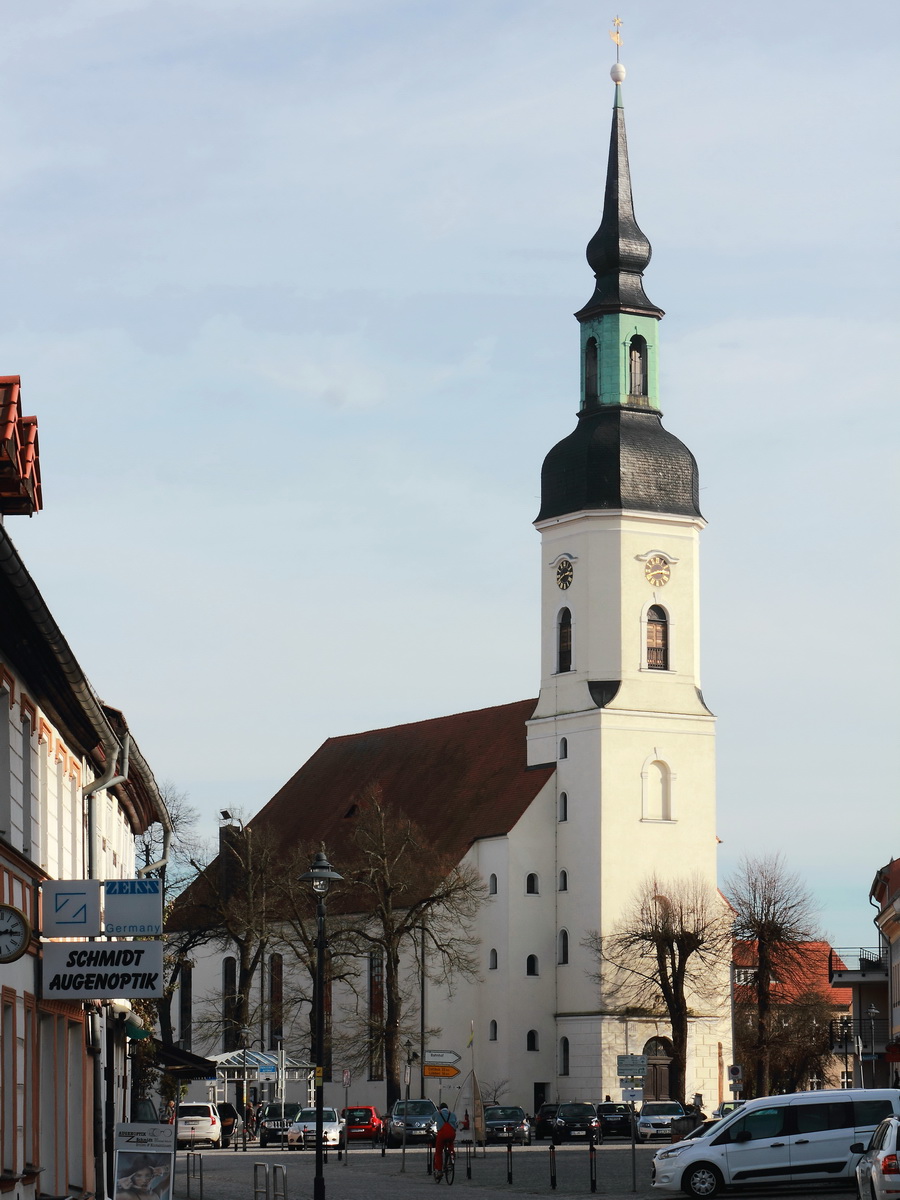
left=42, top=941, right=164, bottom=999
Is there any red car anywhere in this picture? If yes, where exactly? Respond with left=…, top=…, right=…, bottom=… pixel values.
left=341, top=1105, right=383, bottom=1142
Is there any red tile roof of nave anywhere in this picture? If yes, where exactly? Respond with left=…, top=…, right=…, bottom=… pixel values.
left=734, top=940, right=852, bottom=1008
left=249, top=697, right=555, bottom=868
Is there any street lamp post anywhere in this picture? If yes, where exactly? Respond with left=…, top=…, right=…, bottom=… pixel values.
left=300, top=851, right=343, bottom=1200
left=868, top=1005, right=880, bottom=1089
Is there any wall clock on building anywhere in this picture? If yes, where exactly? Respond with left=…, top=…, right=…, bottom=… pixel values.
left=556, top=559, right=574, bottom=589
left=0, top=903, right=31, bottom=963
left=644, top=555, right=671, bottom=586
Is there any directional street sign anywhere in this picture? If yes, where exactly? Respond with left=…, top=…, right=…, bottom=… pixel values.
left=424, top=1050, right=461, bottom=1065
left=423, top=1064, right=460, bottom=1079
left=617, top=1054, right=647, bottom=1075
left=258, top=1064, right=277, bottom=1077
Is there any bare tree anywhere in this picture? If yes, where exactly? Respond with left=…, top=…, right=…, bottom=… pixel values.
left=481, top=1078, right=510, bottom=1105
left=583, top=874, right=732, bottom=1104
left=725, top=853, right=820, bottom=1097
left=734, top=988, right=835, bottom=1096
left=339, top=787, right=486, bottom=1106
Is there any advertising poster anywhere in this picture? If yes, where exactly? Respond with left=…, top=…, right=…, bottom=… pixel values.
left=114, top=1124, right=175, bottom=1200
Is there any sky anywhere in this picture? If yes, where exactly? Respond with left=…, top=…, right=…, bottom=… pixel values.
left=0, top=0, right=897, bottom=949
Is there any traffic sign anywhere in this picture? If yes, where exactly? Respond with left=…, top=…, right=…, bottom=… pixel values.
left=425, top=1051, right=461, bottom=1065
left=622, top=1089, right=643, bottom=1103
left=617, top=1054, right=647, bottom=1074
left=258, top=1063, right=276, bottom=1077
left=342, top=1068, right=351, bottom=1088
left=727, top=1064, right=743, bottom=1081
left=423, top=1064, right=460, bottom=1078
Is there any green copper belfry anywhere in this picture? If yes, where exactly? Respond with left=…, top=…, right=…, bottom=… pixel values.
left=536, top=65, right=702, bottom=523
left=576, top=68, right=663, bottom=413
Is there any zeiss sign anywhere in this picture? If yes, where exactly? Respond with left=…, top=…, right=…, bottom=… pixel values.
left=104, top=878, right=163, bottom=936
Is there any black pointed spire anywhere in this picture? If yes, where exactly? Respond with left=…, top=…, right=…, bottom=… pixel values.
left=576, top=69, right=663, bottom=321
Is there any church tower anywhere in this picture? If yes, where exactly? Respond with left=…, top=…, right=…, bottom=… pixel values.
left=526, top=62, right=722, bottom=1099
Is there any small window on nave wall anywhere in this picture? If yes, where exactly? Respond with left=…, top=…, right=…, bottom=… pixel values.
left=489, top=1020, right=498, bottom=1041
left=558, top=792, right=568, bottom=822
left=525, top=873, right=539, bottom=894
left=526, top=954, right=539, bottom=976
left=557, top=929, right=569, bottom=964
left=489, top=948, right=498, bottom=970
left=526, top=1029, right=539, bottom=1051
left=559, top=737, right=567, bottom=759
left=488, top=873, right=498, bottom=895
left=558, top=870, right=568, bottom=892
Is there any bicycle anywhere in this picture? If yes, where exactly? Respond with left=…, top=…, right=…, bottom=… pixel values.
left=434, top=1142, right=455, bottom=1185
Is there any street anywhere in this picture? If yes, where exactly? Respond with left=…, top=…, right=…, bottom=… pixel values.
left=170, top=1139, right=859, bottom=1200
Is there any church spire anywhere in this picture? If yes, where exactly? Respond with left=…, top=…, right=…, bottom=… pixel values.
left=577, top=64, right=663, bottom=322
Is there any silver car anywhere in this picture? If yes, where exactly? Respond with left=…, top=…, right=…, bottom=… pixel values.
left=853, top=1115, right=900, bottom=1200
left=287, top=1107, right=345, bottom=1150
left=638, top=1100, right=685, bottom=1142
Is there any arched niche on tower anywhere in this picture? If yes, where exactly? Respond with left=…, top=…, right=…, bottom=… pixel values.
left=640, top=754, right=676, bottom=821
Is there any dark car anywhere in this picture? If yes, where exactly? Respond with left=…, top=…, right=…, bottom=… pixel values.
left=534, top=1103, right=559, bottom=1140
left=257, top=1101, right=303, bottom=1148
left=552, top=1102, right=602, bottom=1144
left=596, top=1101, right=634, bottom=1138
left=217, top=1101, right=242, bottom=1148
left=341, top=1105, right=384, bottom=1142
left=385, top=1098, right=439, bottom=1148
left=483, top=1105, right=531, bottom=1145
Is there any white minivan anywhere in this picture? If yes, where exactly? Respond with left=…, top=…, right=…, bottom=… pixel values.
left=651, top=1088, right=900, bottom=1198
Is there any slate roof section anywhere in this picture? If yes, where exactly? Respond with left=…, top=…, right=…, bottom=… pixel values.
left=536, top=406, right=702, bottom=522
left=249, top=698, right=554, bottom=867
left=576, top=81, right=662, bottom=321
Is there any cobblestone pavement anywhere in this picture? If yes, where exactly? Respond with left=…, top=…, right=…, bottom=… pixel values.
left=171, top=1139, right=857, bottom=1200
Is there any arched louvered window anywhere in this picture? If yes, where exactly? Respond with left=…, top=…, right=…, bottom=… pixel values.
left=584, top=337, right=599, bottom=407
left=488, top=873, right=498, bottom=895
left=558, top=870, right=568, bottom=892
left=647, top=605, right=669, bottom=670
left=557, top=608, right=572, bottom=673
left=526, top=873, right=539, bottom=895
left=489, top=1020, right=498, bottom=1041
left=629, top=334, right=648, bottom=397
left=559, top=1037, right=570, bottom=1075
left=558, top=930, right=569, bottom=964
left=489, top=948, right=498, bottom=970
left=526, top=955, right=539, bottom=977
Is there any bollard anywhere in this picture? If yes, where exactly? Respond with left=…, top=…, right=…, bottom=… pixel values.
left=271, top=1163, right=287, bottom=1200
left=466, top=1141, right=472, bottom=1180
left=381, top=1133, right=386, bottom=1158
left=507, top=1142, right=513, bottom=1185
left=253, top=1162, right=269, bottom=1200
left=426, top=1135, right=432, bottom=1176
left=549, top=1143, right=557, bottom=1191
left=589, top=1135, right=597, bottom=1193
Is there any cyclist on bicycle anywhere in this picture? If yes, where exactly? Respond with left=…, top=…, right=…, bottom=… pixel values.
left=433, top=1104, right=458, bottom=1180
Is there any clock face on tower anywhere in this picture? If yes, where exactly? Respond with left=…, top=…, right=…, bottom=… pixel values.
left=644, top=555, right=671, bottom=586
left=0, top=904, right=31, bottom=963
left=556, top=559, right=574, bottom=589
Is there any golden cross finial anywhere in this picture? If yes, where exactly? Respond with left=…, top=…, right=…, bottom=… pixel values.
left=610, top=15, right=623, bottom=60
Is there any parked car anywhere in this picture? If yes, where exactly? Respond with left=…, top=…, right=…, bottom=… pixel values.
left=710, top=1100, right=743, bottom=1119
left=534, top=1103, right=560, bottom=1140
left=176, top=1102, right=222, bottom=1149
left=552, top=1102, right=602, bottom=1144
left=286, top=1107, right=345, bottom=1150
left=385, top=1098, right=439, bottom=1148
left=341, top=1105, right=384, bottom=1142
left=596, top=1101, right=635, bottom=1139
left=651, top=1087, right=900, bottom=1197
left=216, top=1101, right=241, bottom=1147
left=132, top=1098, right=159, bottom=1123
left=637, top=1100, right=684, bottom=1142
left=483, top=1105, right=531, bottom=1145
left=853, top=1114, right=900, bottom=1200
left=257, top=1101, right=303, bottom=1148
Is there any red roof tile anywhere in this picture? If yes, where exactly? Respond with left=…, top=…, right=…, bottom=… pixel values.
left=734, top=940, right=852, bottom=1008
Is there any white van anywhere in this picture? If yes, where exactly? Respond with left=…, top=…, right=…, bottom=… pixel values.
left=651, top=1088, right=900, bottom=1198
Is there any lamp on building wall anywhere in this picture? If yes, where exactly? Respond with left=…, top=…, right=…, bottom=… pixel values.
left=299, top=851, right=343, bottom=1200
